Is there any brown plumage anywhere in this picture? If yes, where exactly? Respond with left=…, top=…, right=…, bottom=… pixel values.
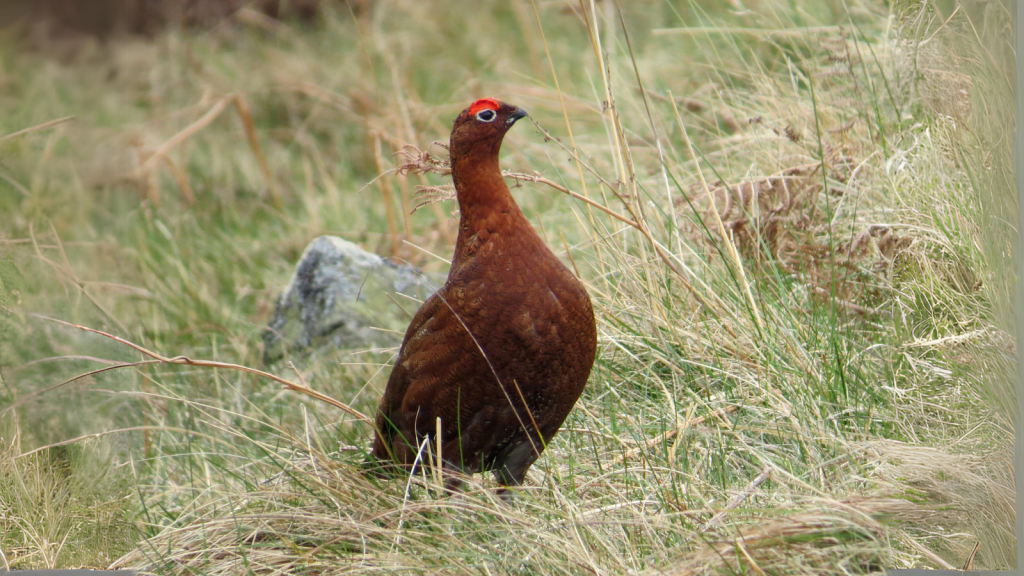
left=371, top=98, right=597, bottom=488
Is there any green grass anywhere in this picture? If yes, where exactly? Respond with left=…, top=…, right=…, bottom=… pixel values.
left=0, top=0, right=1017, bottom=572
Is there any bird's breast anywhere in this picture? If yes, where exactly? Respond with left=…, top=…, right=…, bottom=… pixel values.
left=447, top=224, right=591, bottom=339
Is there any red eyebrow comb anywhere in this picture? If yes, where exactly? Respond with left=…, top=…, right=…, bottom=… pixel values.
left=469, top=98, right=502, bottom=116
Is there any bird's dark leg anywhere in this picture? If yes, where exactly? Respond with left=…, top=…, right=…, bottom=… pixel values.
left=443, top=475, right=464, bottom=495
left=492, top=441, right=539, bottom=499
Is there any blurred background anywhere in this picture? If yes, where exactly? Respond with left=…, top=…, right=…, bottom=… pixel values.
left=0, top=0, right=1018, bottom=572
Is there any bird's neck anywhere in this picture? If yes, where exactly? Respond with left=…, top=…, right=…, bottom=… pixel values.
left=451, top=153, right=523, bottom=231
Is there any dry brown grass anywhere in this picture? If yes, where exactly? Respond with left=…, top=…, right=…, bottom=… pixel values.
left=1, top=0, right=1017, bottom=572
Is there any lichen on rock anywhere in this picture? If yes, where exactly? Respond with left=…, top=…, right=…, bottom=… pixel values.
left=262, top=236, right=440, bottom=364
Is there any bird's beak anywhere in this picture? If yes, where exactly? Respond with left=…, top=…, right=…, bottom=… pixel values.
left=507, top=107, right=528, bottom=127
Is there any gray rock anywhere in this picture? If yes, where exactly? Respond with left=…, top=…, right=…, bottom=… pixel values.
left=262, top=236, right=443, bottom=364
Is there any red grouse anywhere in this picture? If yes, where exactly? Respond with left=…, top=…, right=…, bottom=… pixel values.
left=371, top=98, right=597, bottom=489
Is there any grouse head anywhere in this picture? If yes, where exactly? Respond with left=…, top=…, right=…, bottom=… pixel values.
left=449, top=98, right=528, bottom=162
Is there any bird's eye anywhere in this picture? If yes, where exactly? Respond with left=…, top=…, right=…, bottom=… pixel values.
left=476, top=109, right=496, bottom=122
